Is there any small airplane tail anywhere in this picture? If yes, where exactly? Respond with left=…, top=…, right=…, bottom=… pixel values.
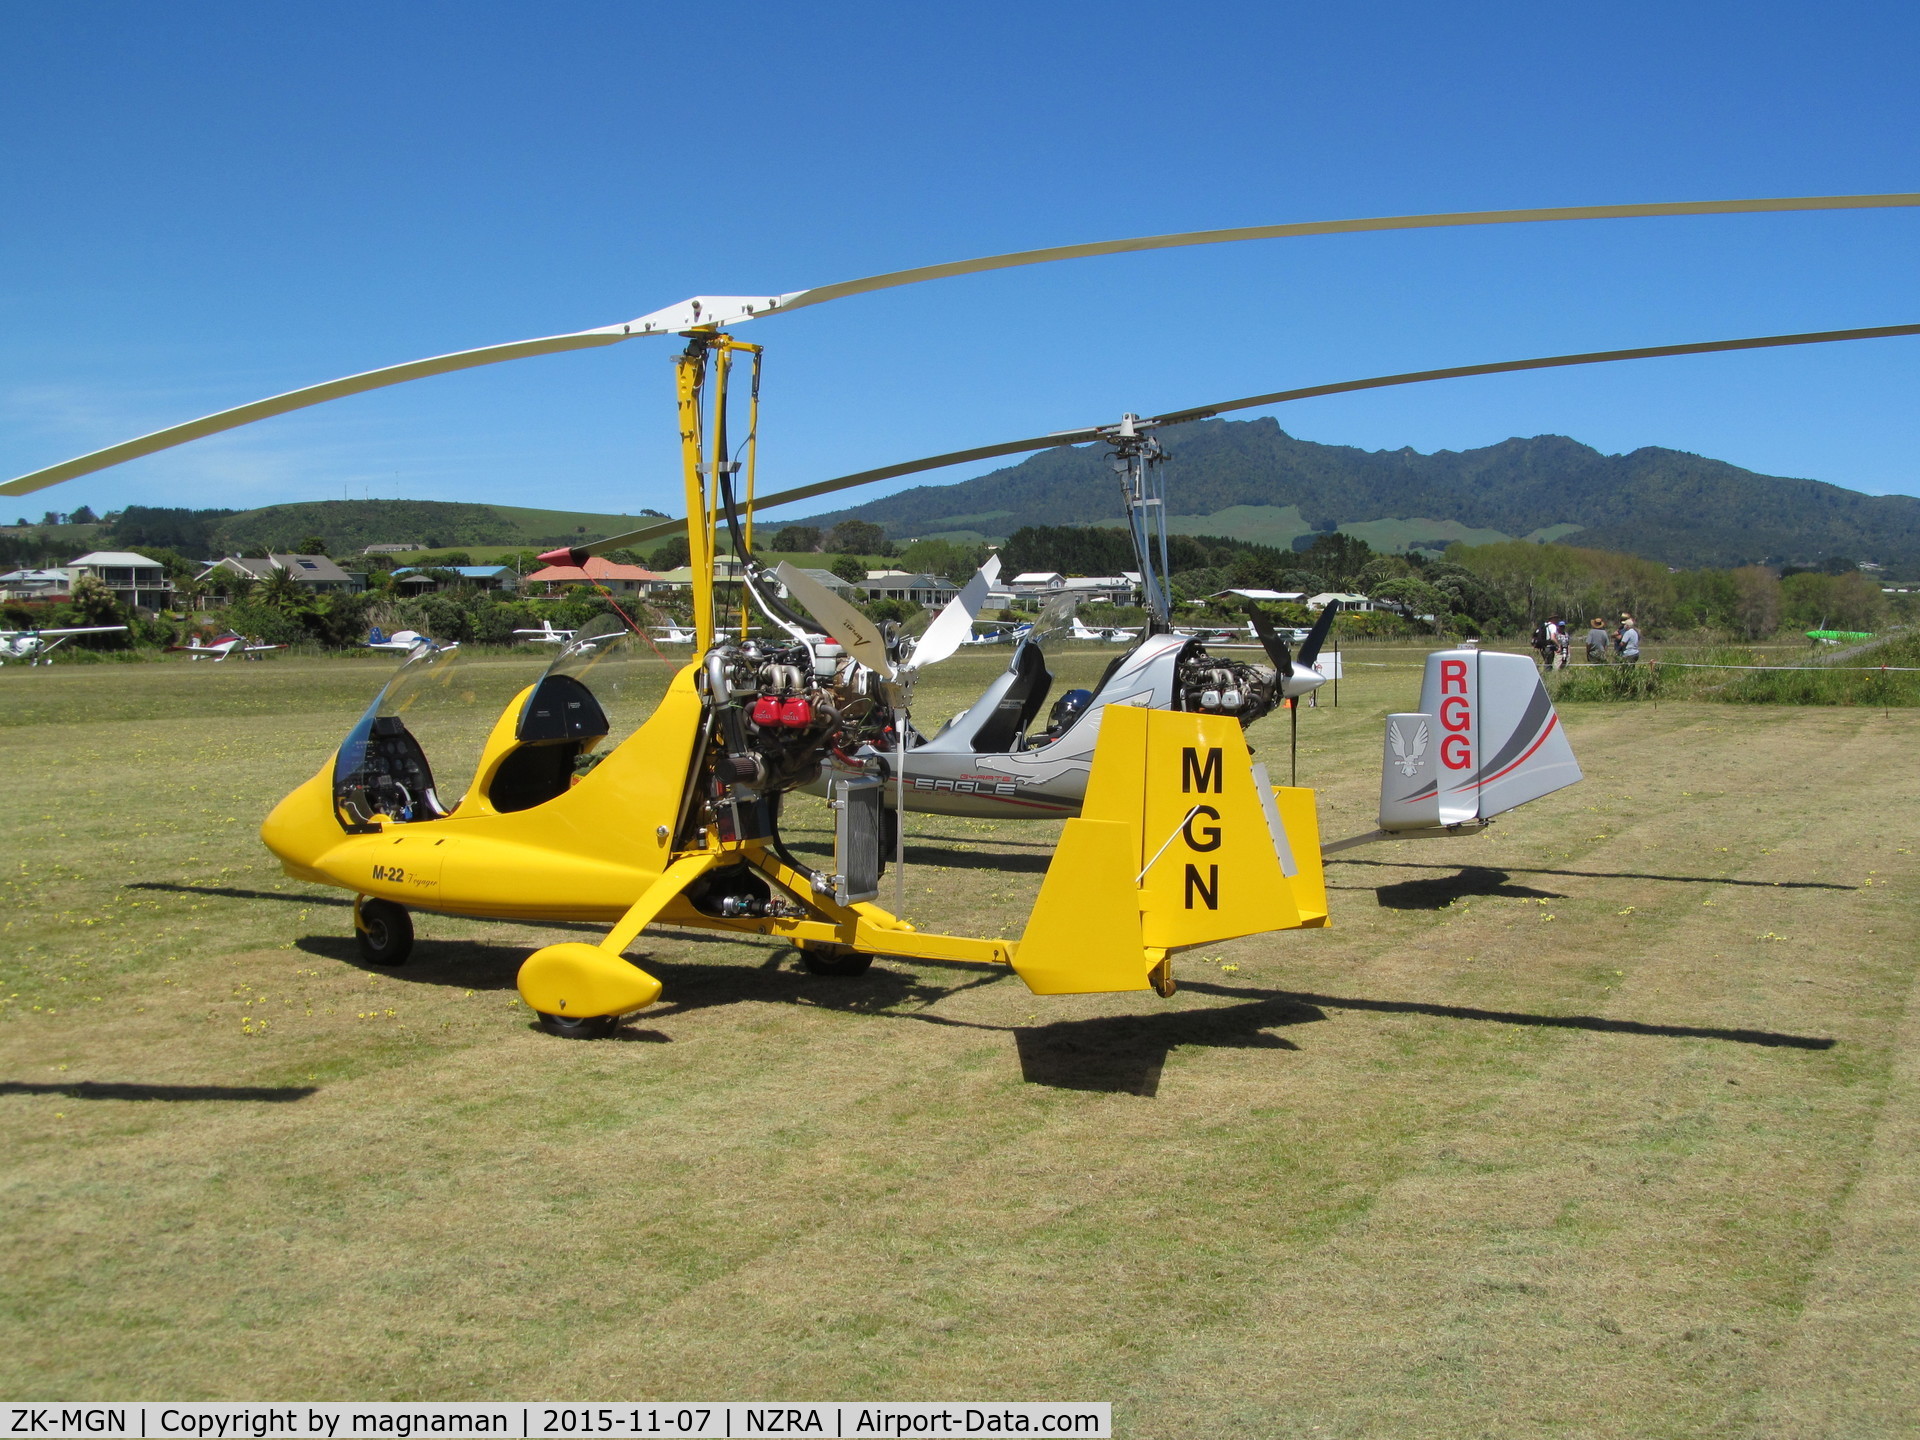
left=1379, top=649, right=1581, bottom=832
left=368, top=626, right=388, bottom=644
left=1011, top=706, right=1328, bottom=996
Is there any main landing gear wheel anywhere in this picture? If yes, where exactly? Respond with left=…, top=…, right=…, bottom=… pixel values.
left=536, top=1012, right=619, bottom=1040
left=355, top=898, right=413, bottom=965
left=796, top=940, right=875, bottom=977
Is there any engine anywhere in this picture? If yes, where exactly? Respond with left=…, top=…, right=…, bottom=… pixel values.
left=689, top=636, right=884, bottom=847
left=1173, top=645, right=1275, bottom=722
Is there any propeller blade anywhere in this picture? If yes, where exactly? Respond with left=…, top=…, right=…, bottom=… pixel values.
left=772, top=562, right=893, bottom=677
left=1244, top=603, right=1294, bottom=673
left=904, top=555, right=1003, bottom=672
left=13, top=194, right=1919, bottom=496
left=1297, top=598, right=1342, bottom=667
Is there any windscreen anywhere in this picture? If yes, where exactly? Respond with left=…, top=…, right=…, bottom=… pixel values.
left=331, top=642, right=546, bottom=829
left=517, top=613, right=675, bottom=754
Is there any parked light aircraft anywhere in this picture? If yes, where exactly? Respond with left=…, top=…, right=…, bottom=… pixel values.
left=0, top=624, right=127, bottom=665
left=6, top=190, right=1918, bottom=1036
left=175, top=631, right=284, bottom=661
left=366, top=626, right=452, bottom=653
left=513, top=620, right=574, bottom=645
left=652, top=623, right=697, bottom=644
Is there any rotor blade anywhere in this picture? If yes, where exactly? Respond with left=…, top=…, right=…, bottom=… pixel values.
left=559, top=318, right=1920, bottom=566
left=16, top=193, right=1915, bottom=498
left=776, top=193, right=1920, bottom=317
left=773, top=562, right=892, bottom=677
left=905, top=554, right=1003, bottom=672
left=1, top=328, right=637, bottom=498
left=551, top=432, right=1102, bottom=561
left=1143, top=321, right=1920, bottom=428
left=1297, top=599, right=1342, bottom=667
left=670, top=319, right=1920, bottom=560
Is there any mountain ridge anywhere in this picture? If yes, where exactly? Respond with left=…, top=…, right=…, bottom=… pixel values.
left=795, top=418, right=1920, bottom=572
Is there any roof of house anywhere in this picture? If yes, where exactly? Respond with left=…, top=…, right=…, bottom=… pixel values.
left=1212, top=588, right=1305, bottom=602
left=278, top=554, right=354, bottom=582
left=859, top=571, right=956, bottom=589
left=0, top=568, right=71, bottom=582
left=68, top=550, right=166, bottom=569
left=1010, top=572, right=1065, bottom=585
left=1307, top=591, right=1371, bottom=606
left=524, top=556, right=657, bottom=585
left=393, top=565, right=516, bottom=579
left=197, top=553, right=355, bottom=582
left=1061, top=575, right=1135, bottom=589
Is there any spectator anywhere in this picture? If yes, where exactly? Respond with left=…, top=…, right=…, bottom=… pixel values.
left=1615, top=613, right=1641, bottom=664
left=1584, top=617, right=1610, bottom=663
left=1549, top=614, right=1570, bottom=670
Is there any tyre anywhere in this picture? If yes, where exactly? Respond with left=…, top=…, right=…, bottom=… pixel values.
left=355, top=898, right=413, bottom=965
left=797, top=941, right=874, bottom=977
left=536, top=1011, right=619, bottom=1040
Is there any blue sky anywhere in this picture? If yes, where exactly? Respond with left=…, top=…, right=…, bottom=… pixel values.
left=3, top=0, right=1918, bottom=524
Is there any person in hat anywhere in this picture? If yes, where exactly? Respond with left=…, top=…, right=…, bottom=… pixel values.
left=1615, top=613, right=1641, bottom=664
left=1584, top=617, right=1610, bottom=664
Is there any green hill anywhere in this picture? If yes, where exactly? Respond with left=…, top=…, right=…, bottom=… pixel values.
left=204, top=499, right=659, bottom=555
left=796, top=419, right=1920, bottom=574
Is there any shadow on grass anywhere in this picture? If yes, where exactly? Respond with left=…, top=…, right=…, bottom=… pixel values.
left=0, top=1081, right=318, bottom=1102
left=1178, top=979, right=1837, bottom=1051
left=1327, top=859, right=1856, bottom=892
left=288, top=930, right=1834, bottom=1100
left=1368, top=866, right=1564, bottom=910
left=129, top=881, right=351, bottom=907
left=1014, top=999, right=1321, bottom=1096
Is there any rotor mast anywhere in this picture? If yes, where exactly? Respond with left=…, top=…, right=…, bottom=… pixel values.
left=1108, top=414, right=1173, bottom=631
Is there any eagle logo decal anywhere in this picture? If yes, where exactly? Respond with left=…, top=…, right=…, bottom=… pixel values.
left=1389, top=719, right=1429, bottom=777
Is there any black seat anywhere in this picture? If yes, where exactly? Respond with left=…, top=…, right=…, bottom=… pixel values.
left=969, top=640, right=1052, bottom=754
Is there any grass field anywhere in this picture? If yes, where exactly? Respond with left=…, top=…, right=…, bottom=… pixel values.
left=3, top=647, right=1917, bottom=1435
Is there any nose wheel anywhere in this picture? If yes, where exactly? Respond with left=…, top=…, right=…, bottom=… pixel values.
left=354, top=897, right=414, bottom=965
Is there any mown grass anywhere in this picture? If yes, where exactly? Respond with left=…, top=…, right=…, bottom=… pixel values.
left=1, top=647, right=1917, bottom=1435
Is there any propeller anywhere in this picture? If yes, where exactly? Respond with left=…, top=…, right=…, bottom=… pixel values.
left=772, top=554, right=1003, bottom=694
left=541, top=318, right=1920, bottom=567
left=10, top=192, right=1919, bottom=497
left=771, top=553, right=1002, bottom=914
left=1248, top=598, right=1342, bottom=698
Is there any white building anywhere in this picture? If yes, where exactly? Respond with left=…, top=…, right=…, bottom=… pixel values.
left=1306, top=591, right=1374, bottom=612
left=67, top=551, right=173, bottom=609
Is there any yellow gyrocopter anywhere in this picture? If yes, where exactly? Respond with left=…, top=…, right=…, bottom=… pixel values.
left=6, top=192, right=1917, bottom=1036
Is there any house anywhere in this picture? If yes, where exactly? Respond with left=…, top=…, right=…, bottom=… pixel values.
left=391, top=564, right=519, bottom=594
left=197, top=554, right=365, bottom=597
left=647, top=557, right=747, bottom=591
left=1063, top=575, right=1141, bottom=605
left=1210, top=588, right=1306, bottom=603
left=0, top=568, right=71, bottom=601
left=521, top=555, right=658, bottom=596
left=67, top=551, right=175, bottom=609
left=1306, top=591, right=1374, bottom=612
left=1008, top=571, right=1067, bottom=597
left=362, top=543, right=423, bottom=555
left=859, top=570, right=959, bottom=607
left=771, top=568, right=861, bottom=602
